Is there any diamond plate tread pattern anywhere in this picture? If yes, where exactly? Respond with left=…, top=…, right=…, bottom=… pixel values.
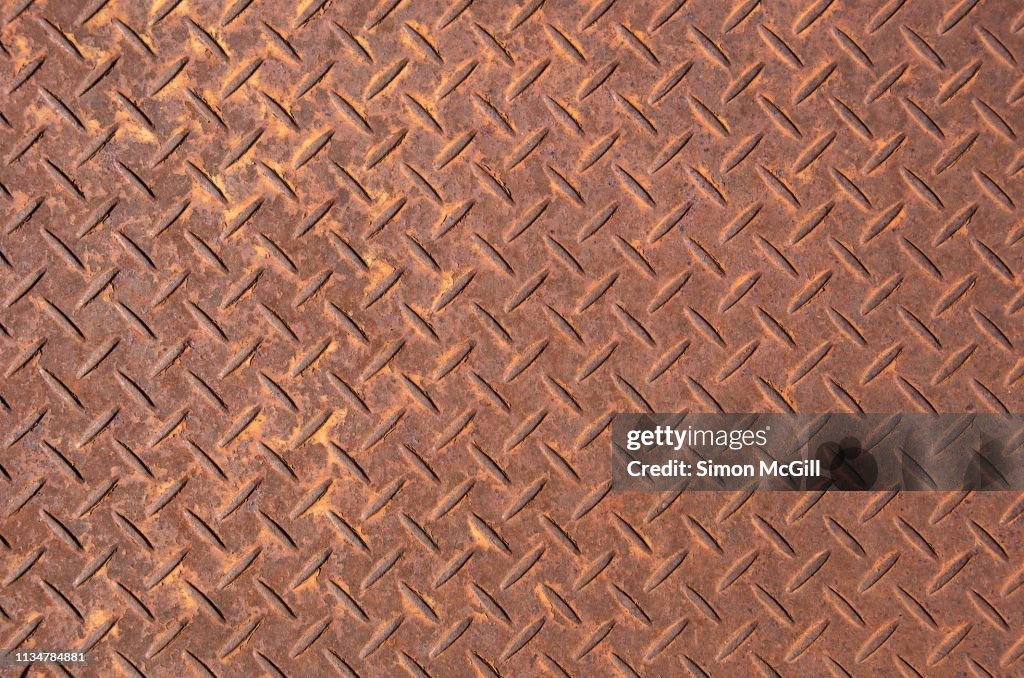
left=1, top=0, right=1024, bottom=675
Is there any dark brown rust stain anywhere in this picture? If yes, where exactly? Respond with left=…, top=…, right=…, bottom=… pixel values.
left=1, top=0, right=1023, bottom=674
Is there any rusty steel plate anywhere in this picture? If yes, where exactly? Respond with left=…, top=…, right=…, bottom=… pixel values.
left=2, top=0, right=1024, bottom=674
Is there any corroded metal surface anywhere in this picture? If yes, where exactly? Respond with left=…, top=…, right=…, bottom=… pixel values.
left=2, top=0, right=1023, bottom=674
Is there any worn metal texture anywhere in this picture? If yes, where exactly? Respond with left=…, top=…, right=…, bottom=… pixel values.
left=1, top=0, right=1023, bottom=674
